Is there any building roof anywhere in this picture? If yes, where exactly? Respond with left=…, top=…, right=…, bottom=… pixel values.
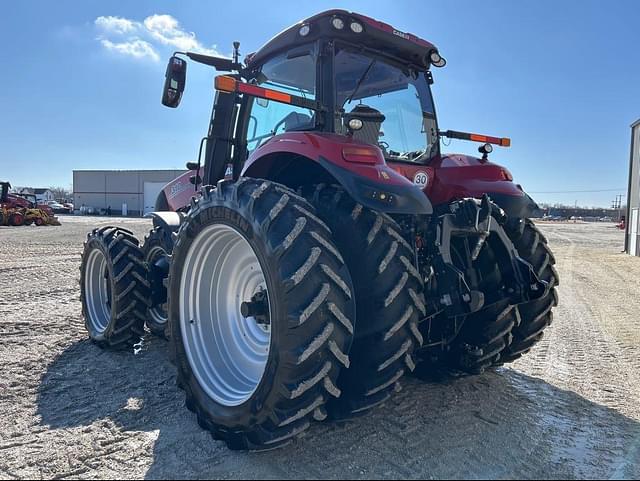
left=632, top=118, right=640, bottom=129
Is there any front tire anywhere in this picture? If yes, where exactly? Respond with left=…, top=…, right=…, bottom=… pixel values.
left=80, top=227, right=149, bottom=350
left=142, top=227, right=173, bottom=338
left=9, top=212, right=24, bottom=226
left=169, top=179, right=355, bottom=450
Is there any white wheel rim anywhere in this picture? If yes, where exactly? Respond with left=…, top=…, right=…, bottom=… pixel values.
left=180, top=224, right=271, bottom=407
left=85, top=248, right=111, bottom=334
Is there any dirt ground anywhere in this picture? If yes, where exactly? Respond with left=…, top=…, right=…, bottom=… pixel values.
left=1, top=217, right=639, bottom=479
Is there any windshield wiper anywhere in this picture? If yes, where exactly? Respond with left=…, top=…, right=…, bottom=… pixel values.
left=345, top=59, right=376, bottom=105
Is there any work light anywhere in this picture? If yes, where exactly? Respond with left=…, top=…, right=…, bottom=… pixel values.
left=350, top=21, right=363, bottom=33
left=299, top=24, right=310, bottom=36
left=348, top=118, right=363, bottom=131
left=331, top=17, right=345, bottom=30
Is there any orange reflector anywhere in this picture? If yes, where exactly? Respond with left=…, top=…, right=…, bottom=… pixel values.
left=501, top=138, right=511, bottom=147
left=215, top=75, right=237, bottom=93
left=238, top=83, right=292, bottom=104
left=263, top=89, right=291, bottom=103
left=469, top=134, right=488, bottom=143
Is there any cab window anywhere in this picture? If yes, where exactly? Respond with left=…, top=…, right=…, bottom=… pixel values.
left=335, top=47, right=438, bottom=162
left=247, top=48, right=317, bottom=153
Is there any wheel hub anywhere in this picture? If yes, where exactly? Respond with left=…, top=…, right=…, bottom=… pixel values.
left=240, top=288, right=270, bottom=326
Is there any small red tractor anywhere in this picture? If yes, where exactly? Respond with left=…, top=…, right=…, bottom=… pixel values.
left=80, top=10, right=557, bottom=450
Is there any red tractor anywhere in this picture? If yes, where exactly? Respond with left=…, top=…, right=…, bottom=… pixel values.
left=0, top=182, right=59, bottom=226
left=80, top=10, right=557, bottom=450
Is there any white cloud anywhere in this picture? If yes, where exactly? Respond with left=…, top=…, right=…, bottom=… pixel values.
left=94, top=13, right=221, bottom=62
left=95, top=16, right=138, bottom=35
left=100, top=39, right=159, bottom=62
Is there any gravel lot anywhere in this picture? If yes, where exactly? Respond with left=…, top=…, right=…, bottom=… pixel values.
left=1, top=217, right=639, bottom=479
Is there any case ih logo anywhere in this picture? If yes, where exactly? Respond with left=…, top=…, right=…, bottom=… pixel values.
left=393, top=29, right=410, bottom=40
left=169, top=181, right=189, bottom=199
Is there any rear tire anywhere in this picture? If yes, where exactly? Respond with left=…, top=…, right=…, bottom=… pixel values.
left=305, top=184, right=424, bottom=419
left=80, top=227, right=149, bottom=350
left=169, top=179, right=355, bottom=450
left=501, top=219, right=559, bottom=362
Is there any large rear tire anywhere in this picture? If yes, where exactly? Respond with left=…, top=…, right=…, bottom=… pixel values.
left=80, top=227, right=149, bottom=350
left=169, top=179, right=355, bottom=450
left=501, top=219, right=559, bottom=362
left=305, top=185, right=425, bottom=419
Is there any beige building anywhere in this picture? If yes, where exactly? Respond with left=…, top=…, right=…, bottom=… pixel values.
left=73, top=170, right=186, bottom=216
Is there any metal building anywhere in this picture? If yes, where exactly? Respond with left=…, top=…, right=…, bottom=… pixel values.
left=626, top=119, right=640, bottom=255
left=73, top=170, right=186, bottom=217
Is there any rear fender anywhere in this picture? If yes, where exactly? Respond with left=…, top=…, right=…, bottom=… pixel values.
left=242, top=132, right=432, bottom=215
left=145, top=211, right=183, bottom=233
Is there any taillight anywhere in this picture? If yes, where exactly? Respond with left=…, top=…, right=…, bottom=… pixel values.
left=501, top=169, right=514, bottom=181
left=342, top=146, right=379, bottom=164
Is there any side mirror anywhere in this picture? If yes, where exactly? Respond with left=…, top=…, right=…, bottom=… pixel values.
left=162, top=56, right=187, bottom=108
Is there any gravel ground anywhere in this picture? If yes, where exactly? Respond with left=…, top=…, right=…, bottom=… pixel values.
left=1, top=217, right=640, bottom=479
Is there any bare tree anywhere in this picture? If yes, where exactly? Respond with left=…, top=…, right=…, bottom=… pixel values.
left=48, top=186, right=72, bottom=202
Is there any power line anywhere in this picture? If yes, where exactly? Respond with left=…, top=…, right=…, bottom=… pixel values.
left=528, top=188, right=627, bottom=194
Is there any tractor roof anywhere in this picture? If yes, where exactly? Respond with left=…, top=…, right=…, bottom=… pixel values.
left=246, top=10, right=438, bottom=71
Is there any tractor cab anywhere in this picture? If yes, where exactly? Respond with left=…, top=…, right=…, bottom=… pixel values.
left=160, top=9, right=519, bottom=216
left=0, top=182, right=10, bottom=204
left=159, top=10, right=452, bottom=213
left=240, top=10, right=442, bottom=164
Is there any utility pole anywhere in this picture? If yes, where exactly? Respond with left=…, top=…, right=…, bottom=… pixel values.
left=612, top=194, right=623, bottom=222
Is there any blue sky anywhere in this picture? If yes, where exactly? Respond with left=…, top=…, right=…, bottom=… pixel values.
left=1, top=0, right=638, bottom=207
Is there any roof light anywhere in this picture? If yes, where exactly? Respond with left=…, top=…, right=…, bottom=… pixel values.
left=429, top=50, right=447, bottom=68
left=299, top=24, right=310, bottom=37
left=350, top=21, right=363, bottom=33
left=331, top=16, right=345, bottom=30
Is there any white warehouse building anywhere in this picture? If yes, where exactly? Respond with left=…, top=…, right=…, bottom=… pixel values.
left=73, top=170, right=186, bottom=217
left=626, top=119, right=640, bottom=256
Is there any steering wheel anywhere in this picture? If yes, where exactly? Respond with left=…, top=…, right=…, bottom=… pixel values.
left=272, top=117, right=287, bottom=135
